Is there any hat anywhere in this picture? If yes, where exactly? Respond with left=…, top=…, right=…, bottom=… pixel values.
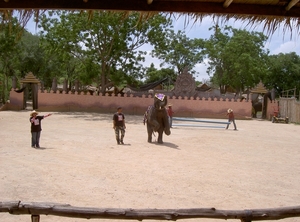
left=227, top=109, right=233, bottom=113
left=30, top=110, right=39, bottom=116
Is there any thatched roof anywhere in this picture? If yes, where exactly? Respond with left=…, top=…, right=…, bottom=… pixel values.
left=1, top=0, right=300, bottom=36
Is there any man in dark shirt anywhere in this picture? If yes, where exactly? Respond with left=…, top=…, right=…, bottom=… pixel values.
left=29, top=110, right=52, bottom=148
left=113, top=107, right=126, bottom=145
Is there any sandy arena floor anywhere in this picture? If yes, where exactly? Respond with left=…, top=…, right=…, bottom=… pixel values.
left=0, top=110, right=300, bottom=222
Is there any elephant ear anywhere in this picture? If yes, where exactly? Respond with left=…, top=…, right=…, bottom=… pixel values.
left=154, top=96, right=159, bottom=109
left=163, top=96, right=168, bottom=108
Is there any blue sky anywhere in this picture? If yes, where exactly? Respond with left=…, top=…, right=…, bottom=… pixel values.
left=26, top=16, right=299, bottom=82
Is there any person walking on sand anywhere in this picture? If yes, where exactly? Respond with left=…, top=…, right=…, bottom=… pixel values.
left=29, top=110, right=52, bottom=148
left=113, top=107, right=126, bottom=145
left=226, top=108, right=237, bottom=130
left=167, top=104, right=174, bottom=128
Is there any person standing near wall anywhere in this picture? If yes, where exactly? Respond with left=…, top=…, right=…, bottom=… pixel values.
left=113, top=107, right=126, bottom=145
left=29, top=110, right=52, bottom=148
left=167, top=104, right=174, bottom=128
left=226, top=108, right=237, bottom=130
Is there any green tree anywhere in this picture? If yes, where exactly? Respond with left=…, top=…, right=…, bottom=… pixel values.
left=39, top=11, right=85, bottom=90
left=39, top=11, right=172, bottom=94
left=144, top=63, right=176, bottom=84
left=151, top=29, right=204, bottom=76
left=205, top=25, right=269, bottom=94
left=264, top=52, right=300, bottom=97
left=17, top=32, right=42, bottom=76
left=16, top=31, right=58, bottom=90
left=0, top=17, right=23, bottom=103
left=142, top=63, right=176, bottom=90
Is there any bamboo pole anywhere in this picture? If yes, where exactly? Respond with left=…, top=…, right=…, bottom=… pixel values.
left=1, top=201, right=300, bottom=221
left=173, top=117, right=230, bottom=124
left=172, top=124, right=225, bottom=128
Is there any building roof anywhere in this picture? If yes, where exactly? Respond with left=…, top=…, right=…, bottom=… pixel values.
left=0, top=1, right=299, bottom=36
left=251, top=81, right=268, bottom=94
left=20, top=72, right=40, bottom=84
left=196, top=83, right=211, bottom=92
left=128, top=77, right=169, bottom=92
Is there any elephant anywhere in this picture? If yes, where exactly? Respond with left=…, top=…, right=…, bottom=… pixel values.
left=144, top=93, right=171, bottom=144
left=252, top=91, right=272, bottom=118
left=252, top=101, right=262, bottom=118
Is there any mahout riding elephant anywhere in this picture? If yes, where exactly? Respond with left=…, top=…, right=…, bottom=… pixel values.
left=144, top=93, right=171, bottom=143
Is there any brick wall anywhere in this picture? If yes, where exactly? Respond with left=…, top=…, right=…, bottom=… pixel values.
left=6, top=89, right=280, bottom=120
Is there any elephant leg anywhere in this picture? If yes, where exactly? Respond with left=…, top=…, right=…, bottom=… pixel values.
left=148, top=133, right=152, bottom=143
left=157, top=129, right=164, bottom=144
left=252, top=108, right=257, bottom=118
left=162, top=110, right=171, bottom=135
left=254, top=109, right=258, bottom=118
left=164, top=119, right=171, bottom=135
left=147, top=124, right=153, bottom=143
left=152, top=120, right=160, bottom=132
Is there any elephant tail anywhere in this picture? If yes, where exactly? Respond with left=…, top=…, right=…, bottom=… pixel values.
left=153, top=131, right=156, bottom=137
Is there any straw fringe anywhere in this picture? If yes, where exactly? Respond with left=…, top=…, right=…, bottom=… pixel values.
left=1, top=8, right=299, bottom=38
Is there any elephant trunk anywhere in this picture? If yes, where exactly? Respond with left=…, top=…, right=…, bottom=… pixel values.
left=164, top=129, right=171, bottom=135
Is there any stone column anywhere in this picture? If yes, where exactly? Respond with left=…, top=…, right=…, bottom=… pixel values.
left=12, top=76, right=17, bottom=89
left=32, top=83, right=39, bottom=110
left=74, top=80, right=79, bottom=92
left=63, top=79, right=68, bottom=93
left=51, top=78, right=57, bottom=92
left=40, top=81, right=44, bottom=92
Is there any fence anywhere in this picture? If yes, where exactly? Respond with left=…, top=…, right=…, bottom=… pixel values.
left=279, top=98, right=300, bottom=124
left=1, top=201, right=300, bottom=222
left=281, top=88, right=298, bottom=100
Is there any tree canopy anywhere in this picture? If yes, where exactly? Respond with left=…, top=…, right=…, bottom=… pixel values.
left=151, top=29, right=205, bottom=75
left=39, top=11, right=173, bottom=94
left=264, top=52, right=300, bottom=97
left=204, top=25, right=269, bottom=94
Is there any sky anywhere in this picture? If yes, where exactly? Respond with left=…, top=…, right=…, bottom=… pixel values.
left=26, top=15, right=299, bottom=82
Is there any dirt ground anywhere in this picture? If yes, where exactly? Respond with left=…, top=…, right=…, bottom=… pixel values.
left=1, top=110, right=300, bottom=222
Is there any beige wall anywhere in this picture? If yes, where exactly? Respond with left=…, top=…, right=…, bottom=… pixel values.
left=6, top=89, right=281, bottom=120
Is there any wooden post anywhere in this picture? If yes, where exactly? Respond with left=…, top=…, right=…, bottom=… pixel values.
left=31, top=215, right=40, bottom=222
left=241, top=210, right=252, bottom=222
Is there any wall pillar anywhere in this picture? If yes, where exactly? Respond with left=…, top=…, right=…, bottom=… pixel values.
left=51, top=78, right=57, bottom=93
